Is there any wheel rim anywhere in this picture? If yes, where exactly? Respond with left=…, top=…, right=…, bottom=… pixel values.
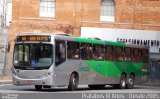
left=72, top=77, right=76, bottom=87
left=121, top=79, right=126, bottom=87
left=129, top=78, right=133, bottom=85
left=120, top=75, right=126, bottom=88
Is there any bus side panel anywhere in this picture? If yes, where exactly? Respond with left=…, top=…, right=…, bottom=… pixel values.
left=54, top=60, right=83, bottom=86
left=53, top=60, right=148, bottom=86
left=84, top=61, right=148, bottom=85
left=132, top=63, right=149, bottom=84
left=84, top=60, right=121, bottom=85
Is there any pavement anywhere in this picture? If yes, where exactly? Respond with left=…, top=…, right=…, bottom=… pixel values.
left=0, top=75, right=12, bottom=84
left=142, top=79, right=160, bottom=86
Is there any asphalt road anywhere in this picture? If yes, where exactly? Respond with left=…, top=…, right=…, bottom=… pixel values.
left=0, top=84, right=160, bottom=99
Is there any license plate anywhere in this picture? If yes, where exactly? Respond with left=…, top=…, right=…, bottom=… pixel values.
left=27, top=80, right=35, bottom=85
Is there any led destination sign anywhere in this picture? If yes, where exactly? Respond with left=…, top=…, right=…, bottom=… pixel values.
left=17, top=35, right=51, bottom=42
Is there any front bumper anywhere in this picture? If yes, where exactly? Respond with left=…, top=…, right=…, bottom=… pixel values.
left=13, top=75, right=53, bottom=86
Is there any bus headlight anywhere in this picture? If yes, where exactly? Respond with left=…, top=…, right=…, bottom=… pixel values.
left=12, top=71, right=17, bottom=76
left=12, top=67, right=17, bottom=76
left=44, top=71, right=51, bottom=77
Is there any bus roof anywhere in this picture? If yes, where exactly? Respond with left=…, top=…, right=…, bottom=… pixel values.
left=17, top=33, right=149, bottom=49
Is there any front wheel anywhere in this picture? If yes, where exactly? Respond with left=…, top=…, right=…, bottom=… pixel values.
left=68, top=73, right=78, bottom=91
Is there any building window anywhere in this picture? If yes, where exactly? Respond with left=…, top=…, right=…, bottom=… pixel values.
left=100, top=0, right=115, bottom=22
left=40, top=0, right=55, bottom=17
left=6, top=0, right=12, bottom=26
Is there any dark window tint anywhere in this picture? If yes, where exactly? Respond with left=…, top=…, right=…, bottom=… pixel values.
left=105, top=46, right=114, bottom=61
left=55, top=40, right=66, bottom=66
left=132, top=48, right=141, bottom=62
left=124, top=47, right=132, bottom=61
left=93, top=44, right=104, bottom=60
left=115, top=47, right=124, bottom=61
left=141, top=49, right=149, bottom=62
left=81, top=43, right=92, bottom=60
left=67, top=41, right=80, bottom=59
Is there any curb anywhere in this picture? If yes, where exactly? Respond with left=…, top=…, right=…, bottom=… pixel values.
left=0, top=80, right=12, bottom=84
left=140, top=83, right=160, bottom=87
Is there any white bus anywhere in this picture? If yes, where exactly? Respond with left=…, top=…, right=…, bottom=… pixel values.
left=12, top=33, right=149, bottom=91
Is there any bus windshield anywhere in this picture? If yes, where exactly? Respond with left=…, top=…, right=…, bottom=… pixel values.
left=13, top=43, right=53, bottom=69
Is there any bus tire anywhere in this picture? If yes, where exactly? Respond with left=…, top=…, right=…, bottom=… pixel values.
left=68, top=73, right=78, bottom=91
left=127, top=74, right=135, bottom=89
left=119, top=74, right=126, bottom=89
left=35, top=85, right=42, bottom=90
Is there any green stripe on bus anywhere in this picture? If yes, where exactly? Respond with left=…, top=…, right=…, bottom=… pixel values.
left=106, top=41, right=125, bottom=47
left=75, top=37, right=125, bottom=46
left=75, top=37, right=104, bottom=44
left=85, top=60, right=148, bottom=77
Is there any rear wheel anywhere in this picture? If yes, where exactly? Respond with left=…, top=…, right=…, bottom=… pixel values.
left=35, top=85, right=42, bottom=91
left=127, top=74, right=135, bottom=89
left=119, top=74, right=127, bottom=89
left=68, top=73, right=78, bottom=91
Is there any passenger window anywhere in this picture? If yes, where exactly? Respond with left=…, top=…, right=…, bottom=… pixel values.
left=124, top=47, right=132, bottom=61
left=67, top=41, right=80, bottom=59
left=141, top=49, right=149, bottom=62
left=55, top=40, right=66, bottom=66
left=132, top=48, right=141, bottom=62
left=105, top=46, right=114, bottom=61
left=115, top=47, right=124, bottom=61
left=81, top=43, right=92, bottom=60
left=93, top=44, right=104, bottom=60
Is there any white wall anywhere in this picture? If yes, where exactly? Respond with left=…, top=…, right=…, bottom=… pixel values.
left=0, top=0, right=12, bottom=26
left=6, top=2, right=12, bottom=26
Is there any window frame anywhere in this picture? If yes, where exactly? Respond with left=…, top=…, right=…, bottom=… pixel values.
left=100, top=0, right=115, bottom=22
left=55, top=40, right=66, bottom=66
left=39, top=0, right=55, bottom=17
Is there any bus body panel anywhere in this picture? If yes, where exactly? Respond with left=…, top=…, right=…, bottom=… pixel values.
left=13, top=73, right=53, bottom=86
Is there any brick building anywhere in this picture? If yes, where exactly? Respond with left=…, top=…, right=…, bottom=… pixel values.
left=9, top=0, right=160, bottom=48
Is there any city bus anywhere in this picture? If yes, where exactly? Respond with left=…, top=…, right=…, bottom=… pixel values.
left=12, top=33, right=149, bottom=91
